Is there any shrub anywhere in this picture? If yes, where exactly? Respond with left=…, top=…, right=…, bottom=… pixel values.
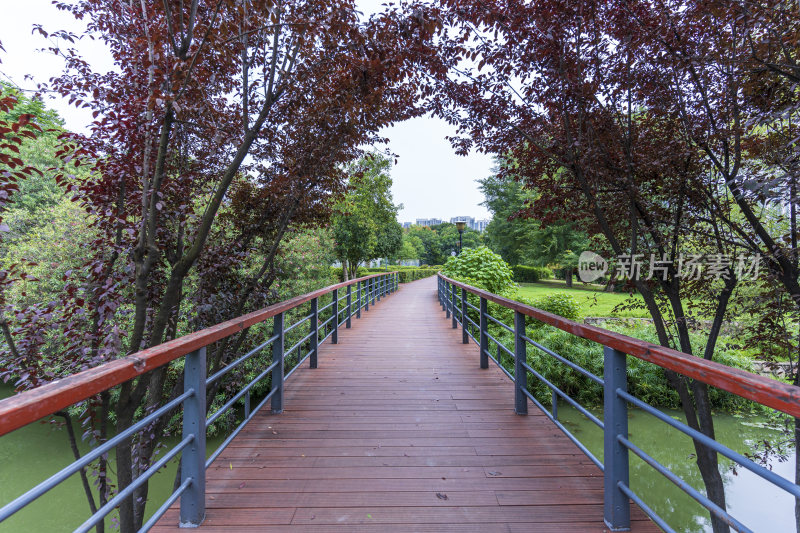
left=530, top=292, right=581, bottom=321
left=512, top=265, right=553, bottom=282
left=397, top=268, right=438, bottom=283
left=442, top=247, right=515, bottom=294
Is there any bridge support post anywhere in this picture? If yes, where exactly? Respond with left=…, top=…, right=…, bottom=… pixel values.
left=310, top=298, right=319, bottom=367
left=357, top=281, right=362, bottom=318
left=378, top=276, right=382, bottom=301
left=603, top=346, right=630, bottom=531
left=461, top=288, right=468, bottom=344
left=332, top=289, right=338, bottom=344
left=271, top=313, right=284, bottom=414
left=514, top=311, right=528, bottom=415
left=365, top=279, right=370, bottom=312
left=346, top=285, right=352, bottom=328
left=451, top=283, right=457, bottom=329
left=371, top=278, right=376, bottom=306
left=180, top=346, right=207, bottom=527
left=479, top=297, right=488, bottom=369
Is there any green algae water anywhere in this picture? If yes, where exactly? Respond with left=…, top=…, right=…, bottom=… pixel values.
left=0, top=382, right=796, bottom=532
left=558, top=406, right=796, bottom=532
left=0, top=384, right=223, bottom=532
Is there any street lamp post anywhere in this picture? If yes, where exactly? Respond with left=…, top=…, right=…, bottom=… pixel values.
left=455, top=221, right=466, bottom=254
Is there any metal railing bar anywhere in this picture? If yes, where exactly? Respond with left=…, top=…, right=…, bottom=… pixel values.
left=284, top=313, right=313, bottom=334
left=465, top=300, right=479, bottom=312
left=205, top=360, right=279, bottom=428
left=617, top=389, right=800, bottom=498
left=484, top=312, right=514, bottom=333
left=483, top=348, right=515, bottom=381
left=285, top=331, right=315, bottom=358
left=521, top=334, right=604, bottom=386
left=205, top=386, right=279, bottom=468
left=206, top=333, right=280, bottom=386
left=139, top=478, right=192, bottom=532
left=520, top=361, right=603, bottom=429
left=285, top=349, right=313, bottom=380
left=617, top=482, right=676, bottom=533
left=319, top=301, right=334, bottom=312
left=321, top=326, right=335, bottom=344
left=319, top=315, right=334, bottom=331
left=519, top=386, right=604, bottom=470
left=439, top=273, right=800, bottom=419
left=76, top=435, right=194, bottom=533
left=0, top=389, right=194, bottom=522
left=484, top=331, right=514, bottom=358
left=618, top=436, right=752, bottom=532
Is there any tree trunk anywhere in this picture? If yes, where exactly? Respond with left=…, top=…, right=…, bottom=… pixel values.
left=342, top=261, right=349, bottom=282
left=563, top=267, right=573, bottom=287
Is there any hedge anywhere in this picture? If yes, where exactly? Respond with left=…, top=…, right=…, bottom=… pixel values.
left=397, top=268, right=439, bottom=283
left=330, top=266, right=438, bottom=283
left=512, top=265, right=553, bottom=282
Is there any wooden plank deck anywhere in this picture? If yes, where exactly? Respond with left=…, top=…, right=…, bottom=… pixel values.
left=154, top=276, right=656, bottom=532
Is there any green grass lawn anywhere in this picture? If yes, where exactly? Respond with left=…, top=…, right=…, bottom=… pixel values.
left=516, top=281, right=650, bottom=318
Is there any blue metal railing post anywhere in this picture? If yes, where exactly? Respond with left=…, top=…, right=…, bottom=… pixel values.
left=371, top=278, right=376, bottom=305
left=332, top=289, right=339, bottom=344
left=357, top=281, right=362, bottom=318
left=271, top=313, right=284, bottom=413
left=444, top=279, right=450, bottom=318
left=377, top=276, right=381, bottom=302
left=439, top=277, right=445, bottom=310
left=451, top=283, right=457, bottom=329
left=180, top=346, right=207, bottom=527
left=346, top=285, right=352, bottom=328
left=604, top=346, right=630, bottom=531
left=365, top=279, right=370, bottom=312
left=514, top=311, right=528, bottom=415
left=461, top=288, right=468, bottom=344
left=310, top=298, right=319, bottom=367
left=479, top=297, right=488, bottom=369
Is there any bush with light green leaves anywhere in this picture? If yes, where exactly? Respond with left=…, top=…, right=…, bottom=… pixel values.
left=442, top=246, right=515, bottom=295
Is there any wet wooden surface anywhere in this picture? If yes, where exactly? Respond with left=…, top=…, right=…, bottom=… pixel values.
left=154, top=276, right=656, bottom=531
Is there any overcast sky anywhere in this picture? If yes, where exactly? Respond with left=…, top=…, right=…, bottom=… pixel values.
left=1, top=0, right=493, bottom=224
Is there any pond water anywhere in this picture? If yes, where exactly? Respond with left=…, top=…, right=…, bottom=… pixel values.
left=0, top=383, right=796, bottom=532
left=0, top=384, right=223, bottom=532
left=558, top=405, right=796, bottom=532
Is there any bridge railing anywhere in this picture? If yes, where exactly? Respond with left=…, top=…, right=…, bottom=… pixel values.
left=0, top=271, right=399, bottom=531
left=437, top=273, right=800, bottom=533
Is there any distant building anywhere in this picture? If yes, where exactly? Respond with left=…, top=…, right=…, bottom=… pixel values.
left=415, top=218, right=443, bottom=227
left=412, top=216, right=490, bottom=232
left=450, top=216, right=490, bottom=233
left=473, top=219, right=490, bottom=232
left=449, top=215, right=475, bottom=226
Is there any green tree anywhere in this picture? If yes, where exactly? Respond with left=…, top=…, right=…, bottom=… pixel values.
left=332, top=154, right=403, bottom=278
left=479, top=172, right=539, bottom=265
left=479, top=169, right=589, bottom=284
left=433, top=222, right=482, bottom=257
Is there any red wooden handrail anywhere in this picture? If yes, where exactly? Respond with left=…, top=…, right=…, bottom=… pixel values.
left=439, top=273, right=800, bottom=419
left=0, top=272, right=398, bottom=437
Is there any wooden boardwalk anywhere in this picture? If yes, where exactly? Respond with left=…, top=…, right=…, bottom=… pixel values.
left=155, top=276, right=655, bottom=532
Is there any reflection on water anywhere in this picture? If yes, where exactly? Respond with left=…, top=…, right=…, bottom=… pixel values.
left=558, top=406, right=796, bottom=532
left=0, top=384, right=222, bottom=532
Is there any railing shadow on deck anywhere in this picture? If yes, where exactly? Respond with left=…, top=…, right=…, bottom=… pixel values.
left=438, top=273, right=800, bottom=533
left=0, top=272, right=399, bottom=532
